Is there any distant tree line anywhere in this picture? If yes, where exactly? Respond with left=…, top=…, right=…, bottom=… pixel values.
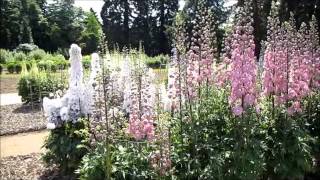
left=1, top=0, right=319, bottom=57
left=0, top=0, right=102, bottom=55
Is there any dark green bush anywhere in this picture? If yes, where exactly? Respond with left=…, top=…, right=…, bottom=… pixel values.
left=7, top=61, right=15, bottom=73
left=43, top=119, right=90, bottom=176
left=0, top=64, right=2, bottom=74
left=6, top=61, right=22, bottom=74
left=15, top=63, right=22, bottom=73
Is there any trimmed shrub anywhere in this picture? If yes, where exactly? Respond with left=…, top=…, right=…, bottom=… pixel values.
left=18, top=71, right=65, bottom=103
left=37, top=59, right=57, bottom=72
left=6, top=61, right=22, bottom=74
left=29, top=49, right=46, bottom=61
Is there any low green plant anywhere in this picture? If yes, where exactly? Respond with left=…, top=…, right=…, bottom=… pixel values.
left=17, top=62, right=65, bottom=103
left=43, top=119, right=90, bottom=176
left=78, top=141, right=157, bottom=180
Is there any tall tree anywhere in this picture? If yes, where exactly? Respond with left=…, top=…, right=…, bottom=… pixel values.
left=80, top=9, right=103, bottom=54
left=101, top=0, right=132, bottom=50
left=181, top=0, right=228, bottom=55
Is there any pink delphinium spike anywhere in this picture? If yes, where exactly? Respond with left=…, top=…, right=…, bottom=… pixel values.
left=262, top=2, right=289, bottom=105
left=229, top=3, right=257, bottom=116
left=128, top=68, right=155, bottom=140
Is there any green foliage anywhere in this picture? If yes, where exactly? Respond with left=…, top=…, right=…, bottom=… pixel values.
left=43, top=119, right=90, bottom=175
left=169, top=87, right=266, bottom=179
left=0, top=64, right=3, bottom=74
left=17, top=65, right=65, bottom=103
left=6, top=61, right=22, bottom=73
left=29, top=49, right=46, bottom=61
left=261, top=99, right=313, bottom=179
left=305, top=91, right=320, bottom=175
left=0, top=49, right=13, bottom=64
left=78, top=142, right=157, bottom=180
left=37, top=59, right=57, bottom=72
left=145, top=55, right=169, bottom=69
left=80, top=10, right=102, bottom=55
left=82, top=55, right=91, bottom=69
left=13, top=52, right=27, bottom=61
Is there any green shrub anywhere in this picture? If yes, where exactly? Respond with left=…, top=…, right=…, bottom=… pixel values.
left=43, top=119, right=89, bottom=176
left=13, top=52, right=27, bottom=61
left=0, top=64, right=3, bottom=74
left=0, top=49, right=13, bottom=64
left=29, top=49, right=46, bottom=61
left=145, top=57, right=161, bottom=69
left=6, top=61, right=16, bottom=73
left=6, top=61, right=22, bottom=74
left=18, top=71, right=65, bottom=103
left=52, top=54, right=68, bottom=70
left=37, top=59, right=57, bottom=72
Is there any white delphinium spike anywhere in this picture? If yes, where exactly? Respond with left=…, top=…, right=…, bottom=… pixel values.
left=69, top=44, right=83, bottom=87
left=43, top=97, right=63, bottom=129
left=83, top=53, right=101, bottom=115
left=159, top=83, right=171, bottom=111
left=43, top=44, right=92, bottom=128
left=121, top=56, right=132, bottom=114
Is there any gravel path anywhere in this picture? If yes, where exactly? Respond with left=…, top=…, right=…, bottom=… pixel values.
left=0, top=104, right=47, bottom=135
left=0, top=93, right=22, bottom=106
left=0, top=153, right=74, bottom=180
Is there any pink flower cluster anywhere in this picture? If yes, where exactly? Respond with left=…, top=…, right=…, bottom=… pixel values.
left=186, top=6, right=215, bottom=99
left=262, top=9, right=320, bottom=115
left=229, top=6, right=257, bottom=116
left=287, top=22, right=313, bottom=114
left=262, top=4, right=289, bottom=105
left=128, top=69, right=155, bottom=140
